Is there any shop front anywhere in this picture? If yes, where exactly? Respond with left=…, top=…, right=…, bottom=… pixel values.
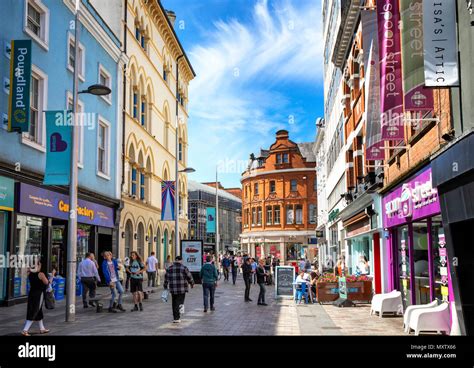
left=0, top=176, right=15, bottom=304
left=382, top=165, right=453, bottom=311
left=6, top=183, right=115, bottom=304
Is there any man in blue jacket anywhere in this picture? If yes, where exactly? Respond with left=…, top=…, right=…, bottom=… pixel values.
left=200, top=255, right=219, bottom=312
left=221, top=255, right=231, bottom=282
left=102, top=251, right=125, bottom=313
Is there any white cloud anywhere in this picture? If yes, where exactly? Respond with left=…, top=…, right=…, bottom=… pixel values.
left=187, top=0, right=323, bottom=186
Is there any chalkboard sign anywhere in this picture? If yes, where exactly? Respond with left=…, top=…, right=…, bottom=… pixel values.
left=275, top=266, right=295, bottom=299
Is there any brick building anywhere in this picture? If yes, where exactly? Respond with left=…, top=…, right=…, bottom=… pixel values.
left=240, top=130, right=317, bottom=263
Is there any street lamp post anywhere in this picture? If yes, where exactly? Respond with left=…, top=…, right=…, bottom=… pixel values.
left=65, top=1, right=111, bottom=322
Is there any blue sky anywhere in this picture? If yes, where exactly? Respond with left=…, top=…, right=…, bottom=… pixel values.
left=162, top=0, right=324, bottom=187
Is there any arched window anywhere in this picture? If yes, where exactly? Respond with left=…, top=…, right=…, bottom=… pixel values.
left=156, top=227, right=161, bottom=266
left=145, top=157, right=152, bottom=202
left=128, top=145, right=137, bottom=196
left=132, top=86, right=139, bottom=119
left=147, top=225, right=153, bottom=257
left=140, top=95, right=147, bottom=127
left=138, top=152, right=145, bottom=200
left=178, top=138, right=183, bottom=162
left=124, top=220, right=133, bottom=260
left=137, top=222, right=145, bottom=258
left=163, top=229, right=169, bottom=260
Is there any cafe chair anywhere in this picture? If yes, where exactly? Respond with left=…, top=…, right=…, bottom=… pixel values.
left=403, top=300, right=438, bottom=333
left=370, top=290, right=403, bottom=318
left=408, top=301, right=450, bottom=335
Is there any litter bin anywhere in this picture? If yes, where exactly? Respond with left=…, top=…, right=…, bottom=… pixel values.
left=53, top=276, right=65, bottom=301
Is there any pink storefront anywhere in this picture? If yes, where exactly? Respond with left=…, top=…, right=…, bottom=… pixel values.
left=382, top=165, right=454, bottom=309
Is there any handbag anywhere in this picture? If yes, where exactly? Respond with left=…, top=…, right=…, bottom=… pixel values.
left=161, top=289, right=169, bottom=302
left=43, top=289, right=56, bottom=310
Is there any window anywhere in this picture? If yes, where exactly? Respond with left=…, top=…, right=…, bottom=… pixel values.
left=257, top=207, right=262, bottom=225
left=283, top=153, right=289, bottom=163
left=97, top=118, right=110, bottom=177
left=269, top=180, right=276, bottom=193
left=254, top=183, right=259, bottom=195
left=274, top=206, right=281, bottom=225
left=98, top=65, right=112, bottom=104
left=276, top=153, right=282, bottom=164
left=135, top=23, right=140, bottom=41
left=24, top=0, right=49, bottom=49
left=23, top=66, right=47, bottom=149
left=290, top=179, right=297, bottom=192
left=131, top=167, right=137, bottom=196
left=67, top=33, right=85, bottom=81
left=295, top=205, right=303, bottom=224
left=286, top=205, right=294, bottom=225
left=140, top=32, right=146, bottom=50
left=140, top=172, right=145, bottom=200
left=132, top=89, right=138, bottom=119
left=309, top=204, right=317, bottom=224
left=252, top=208, right=256, bottom=226
left=178, top=139, right=183, bottom=161
left=163, top=67, right=168, bottom=82
left=140, top=97, right=146, bottom=126
left=266, top=206, right=273, bottom=225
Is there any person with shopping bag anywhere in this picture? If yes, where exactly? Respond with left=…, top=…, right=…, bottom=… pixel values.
left=200, top=255, right=218, bottom=312
left=163, top=256, right=194, bottom=323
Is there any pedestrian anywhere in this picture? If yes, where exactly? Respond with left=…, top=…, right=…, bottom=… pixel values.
left=146, top=251, right=159, bottom=287
left=264, top=256, right=272, bottom=285
left=164, top=255, right=173, bottom=270
left=200, top=255, right=218, bottom=312
left=124, top=256, right=131, bottom=291
left=21, top=259, right=54, bottom=336
left=250, top=258, right=257, bottom=284
left=117, top=259, right=126, bottom=287
left=299, top=258, right=306, bottom=272
left=242, top=257, right=253, bottom=302
left=221, top=254, right=230, bottom=281
left=230, top=255, right=238, bottom=285
left=334, top=255, right=346, bottom=277
left=127, top=251, right=145, bottom=312
left=256, top=259, right=269, bottom=306
left=102, top=251, right=125, bottom=313
left=304, top=258, right=312, bottom=272
left=237, top=254, right=242, bottom=274
left=164, top=256, right=195, bottom=323
left=77, top=252, right=101, bottom=308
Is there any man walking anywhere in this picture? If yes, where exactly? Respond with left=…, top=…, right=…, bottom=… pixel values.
left=256, top=259, right=269, bottom=306
left=221, top=255, right=230, bottom=282
left=230, top=255, right=238, bottom=285
left=101, top=251, right=125, bottom=313
left=242, top=257, right=253, bottom=302
left=199, top=255, right=218, bottom=312
left=164, top=256, right=195, bottom=323
left=77, top=253, right=101, bottom=308
left=250, top=258, right=257, bottom=284
left=146, top=251, right=159, bottom=288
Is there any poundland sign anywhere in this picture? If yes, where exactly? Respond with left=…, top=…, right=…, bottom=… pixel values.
left=8, top=40, right=32, bottom=133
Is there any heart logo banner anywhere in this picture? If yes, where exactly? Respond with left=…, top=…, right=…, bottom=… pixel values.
left=44, top=110, right=72, bottom=185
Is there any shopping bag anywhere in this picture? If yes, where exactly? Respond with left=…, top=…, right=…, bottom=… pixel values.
left=44, top=290, right=56, bottom=310
left=161, top=289, right=169, bottom=302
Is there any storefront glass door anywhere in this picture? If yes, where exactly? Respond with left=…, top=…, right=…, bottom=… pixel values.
left=430, top=216, right=445, bottom=301
left=0, top=212, right=6, bottom=301
left=397, top=225, right=411, bottom=308
left=413, top=221, right=430, bottom=304
left=51, top=223, right=66, bottom=277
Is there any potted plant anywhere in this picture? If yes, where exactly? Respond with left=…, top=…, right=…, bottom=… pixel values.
left=316, top=273, right=340, bottom=303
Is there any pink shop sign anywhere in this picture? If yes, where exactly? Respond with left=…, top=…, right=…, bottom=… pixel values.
left=383, top=166, right=441, bottom=228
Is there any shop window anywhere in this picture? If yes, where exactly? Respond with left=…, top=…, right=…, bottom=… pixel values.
left=431, top=217, right=445, bottom=302
left=397, top=225, right=412, bottom=308
left=286, top=243, right=303, bottom=261
left=14, top=215, right=42, bottom=297
left=413, top=222, right=430, bottom=305
left=347, top=236, right=371, bottom=276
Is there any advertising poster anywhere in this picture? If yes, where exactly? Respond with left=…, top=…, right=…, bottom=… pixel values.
left=181, top=240, right=203, bottom=272
left=161, top=181, right=175, bottom=221
left=275, top=266, right=295, bottom=299
left=206, top=207, right=216, bottom=233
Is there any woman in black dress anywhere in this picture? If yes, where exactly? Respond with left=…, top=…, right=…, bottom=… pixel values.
left=22, top=259, right=54, bottom=336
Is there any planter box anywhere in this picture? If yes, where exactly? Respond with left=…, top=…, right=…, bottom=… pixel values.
left=347, top=281, right=373, bottom=303
left=316, top=282, right=339, bottom=304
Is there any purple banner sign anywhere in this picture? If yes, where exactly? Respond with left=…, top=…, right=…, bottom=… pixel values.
left=382, top=166, right=440, bottom=228
left=19, top=183, right=115, bottom=228
left=377, top=0, right=404, bottom=140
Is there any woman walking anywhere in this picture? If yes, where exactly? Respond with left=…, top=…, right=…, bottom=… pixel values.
left=127, top=251, right=145, bottom=312
left=22, top=259, right=54, bottom=336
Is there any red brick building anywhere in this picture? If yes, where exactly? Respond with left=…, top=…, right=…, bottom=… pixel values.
left=240, top=130, right=317, bottom=263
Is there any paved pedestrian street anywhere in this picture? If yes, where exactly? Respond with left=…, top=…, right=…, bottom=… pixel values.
left=0, top=275, right=404, bottom=336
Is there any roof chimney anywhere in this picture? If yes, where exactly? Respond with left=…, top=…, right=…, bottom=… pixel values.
left=166, top=10, right=176, bottom=27
left=275, top=129, right=289, bottom=140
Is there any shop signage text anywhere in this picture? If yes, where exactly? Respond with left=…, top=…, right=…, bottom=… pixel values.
left=0, top=176, right=15, bottom=211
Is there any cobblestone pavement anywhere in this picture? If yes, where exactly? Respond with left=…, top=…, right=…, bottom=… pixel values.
left=0, top=274, right=405, bottom=336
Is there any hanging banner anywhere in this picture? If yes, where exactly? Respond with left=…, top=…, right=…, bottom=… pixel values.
left=8, top=39, right=32, bottom=133
left=206, top=207, right=216, bottom=233
left=161, top=181, right=175, bottom=221
left=423, top=0, right=459, bottom=87
left=362, top=10, right=384, bottom=161
left=376, top=0, right=404, bottom=140
left=43, top=111, right=72, bottom=186
left=400, top=0, right=434, bottom=110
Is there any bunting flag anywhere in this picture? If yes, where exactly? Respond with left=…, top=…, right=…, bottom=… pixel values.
left=43, top=111, right=72, bottom=185
left=400, top=0, right=434, bottom=111
left=376, top=0, right=404, bottom=140
left=362, top=9, right=384, bottom=161
left=161, top=181, right=175, bottom=221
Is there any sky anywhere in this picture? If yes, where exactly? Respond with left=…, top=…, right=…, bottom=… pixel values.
left=162, top=0, right=325, bottom=188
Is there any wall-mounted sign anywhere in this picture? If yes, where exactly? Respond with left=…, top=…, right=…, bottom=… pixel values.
left=8, top=40, right=32, bottom=133
left=383, top=166, right=440, bottom=227
left=18, top=183, right=114, bottom=228
left=423, top=1, right=459, bottom=86
left=206, top=207, right=216, bottom=233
